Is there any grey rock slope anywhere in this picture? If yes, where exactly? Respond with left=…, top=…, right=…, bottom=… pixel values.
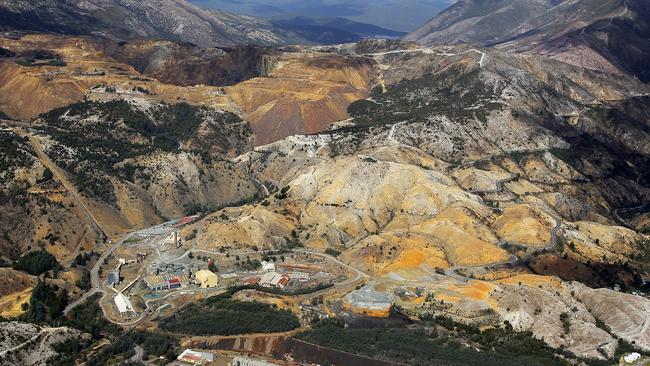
left=406, top=0, right=650, bottom=82
left=406, top=0, right=561, bottom=46
left=0, top=321, right=87, bottom=366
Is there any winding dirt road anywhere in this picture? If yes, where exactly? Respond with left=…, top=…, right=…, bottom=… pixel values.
left=468, top=173, right=518, bottom=194
left=364, top=47, right=487, bottom=68
left=445, top=170, right=563, bottom=281
left=166, top=247, right=368, bottom=287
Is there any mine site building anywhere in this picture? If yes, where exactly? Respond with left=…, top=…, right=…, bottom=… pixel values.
left=107, top=270, right=120, bottom=286
left=177, top=349, right=214, bottom=365
left=143, top=273, right=189, bottom=291
left=113, top=293, right=135, bottom=314
left=259, top=271, right=290, bottom=289
left=195, top=269, right=218, bottom=288
left=288, top=271, right=310, bottom=281
left=344, top=284, right=393, bottom=317
left=260, top=260, right=276, bottom=272
left=161, top=230, right=181, bottom=248
left=232, top=355, right=280, bottom=366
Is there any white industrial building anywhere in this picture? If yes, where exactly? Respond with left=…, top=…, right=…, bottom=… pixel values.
left=288, top=271, right=310, bottom=281
left=177, top=349, right=214, bottom=364
left=160, top=230, right=181, bottom=248
left=113, top=293, right=135, bottom=314
left=259, top=271, right=289, bottom=288
left=232, top=355, right=279, bottom=366
left=260, top=260, right=275, bottom=272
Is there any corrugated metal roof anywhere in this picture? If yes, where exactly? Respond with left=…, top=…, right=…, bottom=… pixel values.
left=177, top=349, right=214, bottom=363
left=144, top=275, right=166, bottom=288
left=114, top=293, right=134, bottom=313
left=144, top=273, right=189, bottom=289
left=260, top=272, right=290, bottom=287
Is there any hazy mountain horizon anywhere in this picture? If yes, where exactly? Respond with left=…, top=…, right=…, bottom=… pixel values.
left=188, top=0, right=453, bottom=32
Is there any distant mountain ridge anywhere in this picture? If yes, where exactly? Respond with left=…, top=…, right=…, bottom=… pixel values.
left=0, top=0, right=410, bottom=47
left=271, top=16, right=406, bottom=45
left=406, top=0, right=562, bottom=46
left=188, top=0, right=454, bottom=32
left=0, top=0, right=307, bottom=47
left=407, top=0, right=650, bottom=82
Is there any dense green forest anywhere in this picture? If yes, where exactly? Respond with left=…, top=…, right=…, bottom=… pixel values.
left=13, top=250, right=61, bottom=275
left=160, top=292, right=300, bottom=335
left=296, top=327, right=565, bottom=366
left=20, top=281, right=68, bottom=324
left=65, top=294, right=120, bottom=339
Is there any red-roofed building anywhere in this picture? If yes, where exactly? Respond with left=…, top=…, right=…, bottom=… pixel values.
left=143, top=274, right=189, bottom=291
left=178, top=349, right=214, bottom=364
left=168, top=278, right=181, bottom=289
left=278, top=275, right=290, bottom=289
left=243, top=277, right=259, bottom=285
left=174, top=216, right=197, bottom=228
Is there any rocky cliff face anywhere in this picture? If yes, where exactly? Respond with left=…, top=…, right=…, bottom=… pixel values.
left=102, top=40, right=274, bottom=87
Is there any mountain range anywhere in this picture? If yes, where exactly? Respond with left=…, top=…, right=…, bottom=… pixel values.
left=406, top=0, right=650, bottom=82
left=271, top=16, right=406, bottom=44
left=3, top=0, right=646, bottom=83
left=0, top=0, right=409, bottom=47
left=0, top=0, right=305, bottom=47
left=189, top=0, right=454, bottom=32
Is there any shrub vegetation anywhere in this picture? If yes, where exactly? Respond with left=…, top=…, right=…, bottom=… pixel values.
left=160, top=292, right=300, bottom=335
left=295, top=315, right=633, bottom=366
